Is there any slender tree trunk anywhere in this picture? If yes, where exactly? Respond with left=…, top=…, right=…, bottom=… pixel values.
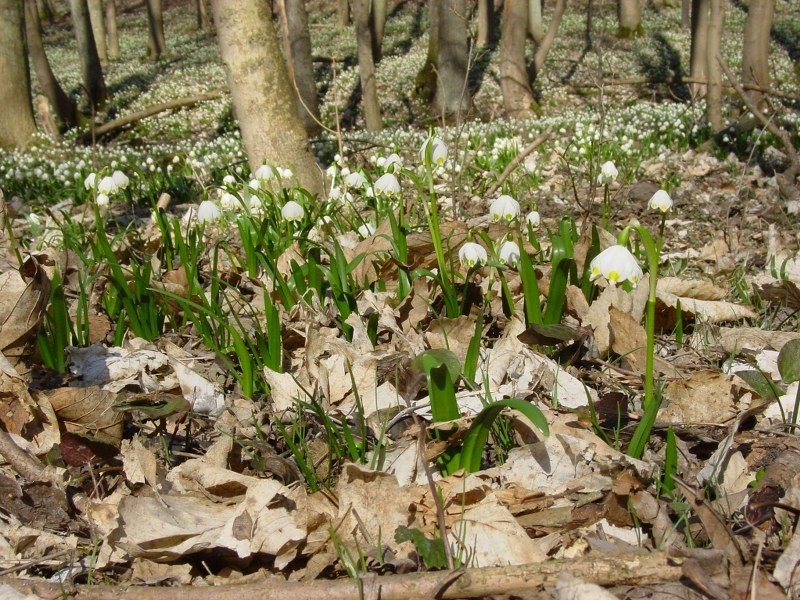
left=532, top=0, right=565, bottom=75
left=476, top=0, right=494, bottom=45
left=210, top=0, right=322, bottom=194
left=681, top=0, right=690, bottom=26
left=528, top=0, right=543, bottom=43
left=500, top=0, right=537, bottom=118
left=37, top=0, right=56, bottom=22
left=741, top=0, right=774, bottom=107
left=689, top=0, right=708, bottom=99
left=196, top=0, right=211, bottom=30
left=433, top=0, right=469, bottom=122
left=146, top=0, right=166, bottom=60
left=105, top=0, right=119, bottom=58
left=617, top=0, right=642, bottom=38
left=0, top=0, right=36, bottom=147
left=353, top=0, right=382, bottom=130
left=370, top=0, right=386, bottom=62
left=706, top=0, right=724, bottom=131
left=24, top=0, right=80, bottom=129
left=69, top=0, right=107, bottom=109
left=277, top=0, right=322, bottom=136
left=337, top=0, right=349, bottom=29
left=87, top=0, right=107, bottom=63
left=415, top=0, right=440, bottom=102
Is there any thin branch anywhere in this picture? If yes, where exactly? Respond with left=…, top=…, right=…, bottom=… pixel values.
left=487, top=128, right=552, bottom=197
left=0, top=428, right=49, bottom=483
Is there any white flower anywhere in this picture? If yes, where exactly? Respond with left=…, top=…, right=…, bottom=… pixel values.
left=249, top=197, right=265, bottom=216
left=97, top=176, right=118, bottom=195
left=222, top=174, right=236, bottom=186
left=490, top=195, right=520, bottom=222
left=281, top=200, right=305, bottom=221
left=526, top=211, right=541, bottom=228
left=523, top=155, right=537, bottom=174
left=498, top=241, right=521, bottom=266
left=220, top=192, right=240, bottom=211
left=597, top=161, right=619, bottom=185
left=197, top=200, right=222, bottom=224
left=95, top=193, right=110, bottom=207
left=649, top=189, right=673, bottom=213
left=374, top=173, right=400, bottom=196
left=420, top=136, right=448, bottom=166
left=248, top=178, right=260, bottom=191
left=27, top=213, right=43, bottom=227
left=358, top=222, right=375, bottom=238
left=345, top=171, right=367, bottom=188
left=84, top=172, right=97, bottom=190
left=112, top=170, right=129, bottom=190
left=459, top=242, right=488, bottom=267
left=383, top=153, right=403, bottom=172
left=255, top=164, right=275, bottom=181
left=277, top=167, right=294, bottom=179
left=589, top=245, right=643, bottom=287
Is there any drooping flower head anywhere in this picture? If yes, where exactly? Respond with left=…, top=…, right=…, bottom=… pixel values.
left=358, top=222, right=376, bottom=238
left=97, top=176, right=118, bottom=196
left=84, top=172, right=97, bottom=190
left=649, top=189, right=673, bottom=213
left=459, top=242, right=488, bottom=267
left=498, top=240, right=521, bottom=267
left=254, top=164, right=275, bottom=181
left=197, top=200, right=222, bottom=224
left=490, top=195, right=520, bottom=223
left=597, top=161, right=619, bottom=185
left=112, top=170, right=130, bottom=190
left=526, top=211, right=541, bottom=228
left=589, top=245, right=643, bottom=287
left=281, top=200, right=305, bottom=221
left=373, top=173, right=400, bottom=196
left=345, top=171, right=368, bottom=189
left=420, top=136, right=448, bottom=167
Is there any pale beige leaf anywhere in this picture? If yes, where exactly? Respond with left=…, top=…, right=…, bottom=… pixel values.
left=656, top=288, right=756, bottom=323
left=46, top=386, right=122, bottom=446
left=659, top=371, right=752, bottom=425
left=657, top=277, right=728, bottom=300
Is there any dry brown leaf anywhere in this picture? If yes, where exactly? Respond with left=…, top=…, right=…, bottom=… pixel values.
left=712, top=326, right=800, bottom=354
left=608, top=308, right=680, bottom=377
left=656, top=288, right=756, bottom=324
left=583, top=274, right=649, bottom=356
left=45, top=386, right=123, bottom=446
left=659, top=371, right=752, bottom=425
left=424, top=316, right=475, bottom=367
left=657, top=277, right=728, bottom=300
left=0, top=255, right=53, bottom=366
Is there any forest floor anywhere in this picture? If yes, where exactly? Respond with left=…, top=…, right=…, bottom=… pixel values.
left=1, top=0, right=800, bottom=598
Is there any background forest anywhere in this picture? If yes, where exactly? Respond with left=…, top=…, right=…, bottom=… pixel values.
left=0, top=0, right=800, bottom=597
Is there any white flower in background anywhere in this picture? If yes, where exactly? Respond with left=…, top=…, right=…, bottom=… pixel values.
left=597, top=161, right=619, bottom=185
left=255, top=164, right=275, bottom=181
left=222, top=174, right=236, bottom=186
left=523, top=155, right=537, bottom=174
left=382, top=153, right=403, bottom=172
left=27, top=213, right=43, bottom=227
left=197, top=200, right=222, bottom=223
left=420, top=136, right=448, bottom=166
left=326, top=164, right=338, bottom=179
left=490, top=195, right=520, bottom=222
left=459, top=242, right=488, bottom=267
left=358, top=222, right=375, bottom=238
left=345, top=171, right=367, bottom=188
left=220, top=192, right=239, bottom=211
left=277, top=167, right=293, bottom=179
left=95, top=193, right=110, bottom=207
left=590, top=245, right=643, bottom=287
left=112, top=170, right=129, bottom=190
left=249, top=196, right=265, bottom=216
left=248, top=178, right=260, bottom=191
left=649, top=189, right=673, bottom=213
left=84, top=172, right=97, bottom=190
left=526, top=211, right=541, bottom=228
left=281, top=200, right=305, bottom=221
left=374, top=173, right=400, bottom=196
left=97, top=176, right=118, bottom=195
left=498, top=240, right=521, bottom=266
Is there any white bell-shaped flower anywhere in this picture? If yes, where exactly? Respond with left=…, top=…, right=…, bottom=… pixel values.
left=345, top=171, right=368, bottom=188
left=420, top=136, right=448, bottom=166
left=649, top=189, right=673, bottom=213
left=222, top=174, right=236, bottom=186
left=112, top=170, right=129, bottom=190
left=490, top=195, right=520, bottom=222
left=95, top=193, right=110, bottom=207
left=383, top=153, right=403, bottom=172
left=281, top=200, right=305, bottom=221
left=374, top=173, right=400, bottom=196
left=84, top=172, right=97, bottom=190
left=197, top=200, right=222, bottom=223
left=97, top=176, right=118, bottom=196
left=358, top=222, right=375, bottom=238
left=498, top=240, right=521, bottom=267
left=254, top=164, right=275, bottom=181
left=597, top=161, right=619, bottom=185
left=459, top=242, right=488, bottom=267
left=526, top=211, right=541, bottom=228
left=589, top=245, right=643, bottom=287
left=220, top=192, right=239, bottom=211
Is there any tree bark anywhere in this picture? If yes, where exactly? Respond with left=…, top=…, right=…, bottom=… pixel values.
left=105, top=0, right=120, bottom=58
left=87, top=0, right=107, bottom=63
left=24, top=0, right=80, bottom=130
left=528, top=0, right=543, bottom=43
left=689, top=0, right=708, bottom=99
left=210, top=0, right=322, bottom=194
left=617, top=0, right=642, bottom=38
left=532, top=0, right=565, bottom=76
left=741, top=0, right=774, bottom=108
left=196, top=0, right=211, bottom=30
left=0, top=0, right=36, bottom=147
left=500, top=0, right=537, bottom=118
left=433, top=0, right=469, bottom=122
left=370, top=0, right=387, bottom=61
left=706, top=0, right=724, bottom=131
left=353, top=0, right=382, bottom=131
left=476, top=0, right=494, bottom=45
left=69, top=0, right=107, bottom=109
left=337, top=0, right=349, bottom=29
left=277, top=0, right=321, bottom=136
left=146, top=0, right=166, bottom=60
left=415, top=0, right=440, bottom=102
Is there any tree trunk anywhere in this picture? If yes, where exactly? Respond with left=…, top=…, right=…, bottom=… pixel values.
left=681, top=0, right=690, bottom=26
left=741, top=0, right=774, bottom=107
left=196, top=0, right=211, bottom=30
left=0, top=0, right=36, bottom=147
left=528, top=0, right=543, bottom=43
left=69, top=0, right=107, bottom=109
left=87, top=0, right=107, bottom=63
left=337, top=0, right=349, bottom=29
left=706, top=0, right=724, bottom=131
left=617, top=0, right=641, bottom=38
left=37, top=0, right=56, bottom=22
left=433, top=0, right=469, bottom=122
left=689, top=0, right=708, bottom=99
left=146, top=0, right=166, bottom=60
left=370, top=0, right=386, bottom=62
left=415, top=0, right=440, bottom=102
left=24, top=0, right=80, bottom=129
left=210, top=0, right=322, bottom=194
left=105, top=0, right=120, bottom=58
left=353, top=0, right=382, bottom=131
left=500, top=0, right=536, bottom=118
left=476, top=0, right=494, bottom=45
left=532, top=0, right=565, bottom=76
left=277, top=0, right=322, bottom=136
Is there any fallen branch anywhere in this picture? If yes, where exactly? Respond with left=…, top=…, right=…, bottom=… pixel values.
left=3, top=551, right=685, bottom=599
left=79, top=90, right=225, bottom=143
left=487, top=127, right=553, bottom=197
left=0, top=428, right=49, bottom=483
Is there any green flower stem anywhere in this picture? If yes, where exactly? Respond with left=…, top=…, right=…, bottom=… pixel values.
left=792, top=384, right=800, bottom=433
left=656, top=213, right=667, bottom=255
left=424, top=164, right=458, bottom=317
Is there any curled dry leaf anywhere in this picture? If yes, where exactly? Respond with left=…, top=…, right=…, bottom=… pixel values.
left=45, top=386, right=123, bottom=446
left=658, top=371, right=753, bottom=425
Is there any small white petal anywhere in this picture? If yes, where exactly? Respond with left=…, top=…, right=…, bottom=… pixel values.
left=526, top=211, right=541, bottom=228
left=197, top=200, right=222, bottom=223
left=498, top=241, right=521, bottom=266
left=374, top=173, right=400, bottom=196
left=597, top=161, right=619, bottom=185
left=589, top=245, right=643, bottom=287
left=490, top=195, right=520, bottom=222
left=281, top=200, right=305, bottom=221
left=459, top=242, right=488, bottom=267
left=649, top=189, right=673, bottom=212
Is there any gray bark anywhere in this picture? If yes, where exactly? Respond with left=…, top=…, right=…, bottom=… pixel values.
left=369, top=0, right=386, bottom=61
left=146, top=0, right=166, bottom=60
left=196, top=0, right=211, bottom=30
left=105, top=0, right=119, bottom=58
left=617, top=0, right=641, bottom=38
left=210, top=0, right=322, bottom=194
left=528, top=0, right=543, bottom=43
left=433, top=0, right=469, bottom=122
left=0, top=0, right=36, bottom=147
left=532, top=0, right=565, bottom=76
left=500, top=0, right=536, bottom=118
left=69, top=0, right=107, bottom=108
left=337, top=0, right=349, bottom=29
left=741, top=0, right=774, bottom=107
left=279, top=0, right=321, bottom=136
left=353, top=0, right=382, bottom=130
left=87, top=0, right=106, bottom=63
left=689, top=0, right=708, bottom=99
left=706, top=0, right=724, bottom=130
left=476, top=0, right=494, bottom=45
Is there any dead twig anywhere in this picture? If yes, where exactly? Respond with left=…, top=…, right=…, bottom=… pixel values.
left=486, top=128, right=553, bottom=197
left=0, top=428, right=49, bottom=483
